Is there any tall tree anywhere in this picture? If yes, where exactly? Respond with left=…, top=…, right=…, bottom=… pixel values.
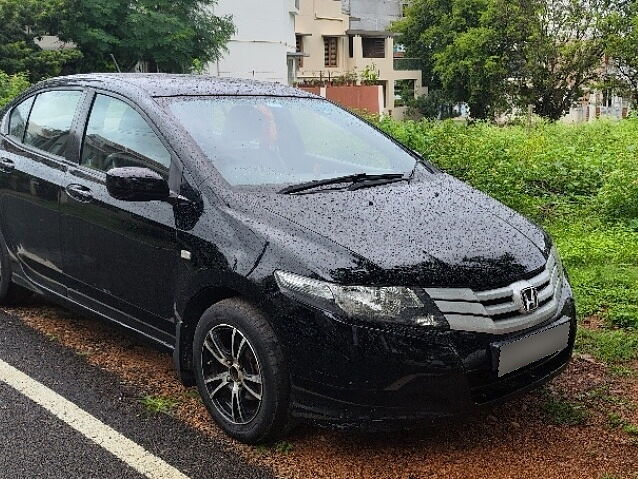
left=394, top=0, right=621, bottom=120
left=605, top=1, right=638, bottom=107
left=0, top=0, right=81, bottom=81
left=508, top=0, right=618, bottom=120
left=433, top=26, right=511, bottom=120
left=46, top=0, right=235, bottom=73
left=393, top=0, right=487, bottom=92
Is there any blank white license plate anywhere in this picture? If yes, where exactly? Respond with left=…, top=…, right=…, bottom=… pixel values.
left=495, top=320, right=570, bottom=377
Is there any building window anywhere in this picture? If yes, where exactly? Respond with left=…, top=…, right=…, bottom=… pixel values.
left=296, top=35, right=304, bottom=68
left=324, top=37, right=338, bottom=67
left=348, top=35, right=354, bottom=58
left=602, top=89, right=613, bottom=108
left=394, top=79, right=415, bottom=107
left=362, top=37, right=385, bottom=58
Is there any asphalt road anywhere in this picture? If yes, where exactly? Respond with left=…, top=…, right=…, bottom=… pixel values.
left=0, top=311, right=273, bottom=479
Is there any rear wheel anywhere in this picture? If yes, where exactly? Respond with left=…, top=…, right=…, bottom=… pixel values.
left=193, top=298, right=291, bottom=444
left=0, top=234, right=32, bottom=306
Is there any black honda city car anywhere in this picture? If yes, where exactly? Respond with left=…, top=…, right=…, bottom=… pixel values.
left=0, top=74, right=575, bottom=443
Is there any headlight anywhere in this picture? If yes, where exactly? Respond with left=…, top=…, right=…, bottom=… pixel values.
left=550, top=244, right=568, bottom=284
left=550, top=244, right=563, bottom=271
left=274, top=271, right=447, bottom=328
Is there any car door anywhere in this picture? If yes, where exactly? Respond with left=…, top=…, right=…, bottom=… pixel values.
left=60, top=91, right=179, bottom=342
left=0, top=89, right=85, bottom=295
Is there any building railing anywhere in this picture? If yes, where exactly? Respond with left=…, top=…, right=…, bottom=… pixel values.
left=393, top=57, right=422, bottom=71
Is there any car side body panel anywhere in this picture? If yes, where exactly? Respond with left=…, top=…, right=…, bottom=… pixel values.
left=58, top=88, right=181, bottom=339
left=0, top=137, right=68, bottom=295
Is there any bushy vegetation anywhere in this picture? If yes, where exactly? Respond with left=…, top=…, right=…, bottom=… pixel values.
left=374, top=115, right=638, bottom=364
left=0, top=71, right=29, bottom=108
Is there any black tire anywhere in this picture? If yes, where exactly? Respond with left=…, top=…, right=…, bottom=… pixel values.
left=193, top=298, right=291, bottom=444
left=0, top=233, right=32, bottom=306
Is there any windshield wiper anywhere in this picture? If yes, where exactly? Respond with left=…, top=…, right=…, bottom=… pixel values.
left=347, top=176, right=409, bottom=191
left=278, top=173, right=406, bottom=195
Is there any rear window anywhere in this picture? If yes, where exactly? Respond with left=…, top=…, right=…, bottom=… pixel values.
left=24, top=90, right=83, bottom=157
left=8, top=96, right=35, bottom=141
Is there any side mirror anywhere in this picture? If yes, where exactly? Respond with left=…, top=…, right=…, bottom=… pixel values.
left=106, top=167, right=170, bottom=202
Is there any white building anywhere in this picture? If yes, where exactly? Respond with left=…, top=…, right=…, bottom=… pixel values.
left=207, top=0, right=300, bottom=84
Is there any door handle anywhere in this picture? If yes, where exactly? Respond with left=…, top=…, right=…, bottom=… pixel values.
left=0, top=157, right=15, bottom=174
left=65, top=184, right=93, bottom=203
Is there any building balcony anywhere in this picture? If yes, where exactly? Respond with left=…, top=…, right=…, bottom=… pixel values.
left=393, top=57, right=422, bottom=71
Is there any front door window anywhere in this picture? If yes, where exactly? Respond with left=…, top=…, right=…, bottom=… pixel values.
left=81, top=94, right=171, bottom=176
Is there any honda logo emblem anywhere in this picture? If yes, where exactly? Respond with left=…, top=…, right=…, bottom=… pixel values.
left=520, top=286, right=539, bottom=313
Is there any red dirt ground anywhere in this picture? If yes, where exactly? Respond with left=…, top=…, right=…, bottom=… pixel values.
left=6, top=299, right=638, bottom=479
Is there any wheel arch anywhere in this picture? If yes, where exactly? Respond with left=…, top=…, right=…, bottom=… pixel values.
left=174, top=285, right=239, bottom=386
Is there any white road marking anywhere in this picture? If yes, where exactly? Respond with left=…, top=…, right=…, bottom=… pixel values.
left=0, top=358, right=191, bottom=479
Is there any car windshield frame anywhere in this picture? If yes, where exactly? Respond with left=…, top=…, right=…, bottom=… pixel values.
left=160, top=95, right=430, bottom=191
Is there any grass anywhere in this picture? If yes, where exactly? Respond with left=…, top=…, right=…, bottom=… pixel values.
left=274, top=441, right=295, bottom=454
left=137, top=395, right=179, bottom=414
left=608, top=412, right=625, bottom=428
left=585, top=385, right=634, bottom=407
left=45, top=332, right=58, bottom=342
left=607, top=412, right=638, bottom=437
left=541, top=394, right=589, bottom=425
left=253, top=441, right=295, bottom=455
left=183, top=388, right=202, bottom=401
left=576, top=329, right=638, bottom=364
left=609, top=365, right=637, bottom=377
left=373, top=115, right=638, bottom=367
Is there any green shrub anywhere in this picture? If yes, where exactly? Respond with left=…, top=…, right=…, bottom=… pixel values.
left=0, top=71, right=30, bottom=108
left=373, top=116, right=638, bottom=215
left=596, top=160, right=638, bottom=223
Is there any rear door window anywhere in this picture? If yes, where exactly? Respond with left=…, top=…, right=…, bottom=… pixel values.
left=24, top=90, right=83, bottom=157
left=8, top=96, right=35, bottom=141
left=81, top=94, right=171, bottom=176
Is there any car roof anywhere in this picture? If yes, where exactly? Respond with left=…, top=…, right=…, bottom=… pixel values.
left=39, top=73, right=319, bottom=99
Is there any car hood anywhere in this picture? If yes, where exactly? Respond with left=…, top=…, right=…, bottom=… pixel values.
left=241, top=173, right=549, bottom=290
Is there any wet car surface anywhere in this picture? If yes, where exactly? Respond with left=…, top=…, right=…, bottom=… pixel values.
left=0, top=74, right=576, bottom=443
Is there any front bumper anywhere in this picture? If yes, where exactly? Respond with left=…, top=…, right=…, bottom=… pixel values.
left=276, top=281, right=576, bottom=428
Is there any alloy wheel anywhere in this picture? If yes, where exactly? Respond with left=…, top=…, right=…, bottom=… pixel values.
left=201, top=324, right=263, bottom=425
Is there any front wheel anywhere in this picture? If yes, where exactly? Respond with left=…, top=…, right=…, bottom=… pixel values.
left=193, top=298, right=292, bottom=444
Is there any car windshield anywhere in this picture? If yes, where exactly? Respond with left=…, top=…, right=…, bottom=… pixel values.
left=166, top=96, right=420, bottom=187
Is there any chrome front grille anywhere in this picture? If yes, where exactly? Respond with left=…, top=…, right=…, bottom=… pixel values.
left=425, top=253, right=563, bottom=334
